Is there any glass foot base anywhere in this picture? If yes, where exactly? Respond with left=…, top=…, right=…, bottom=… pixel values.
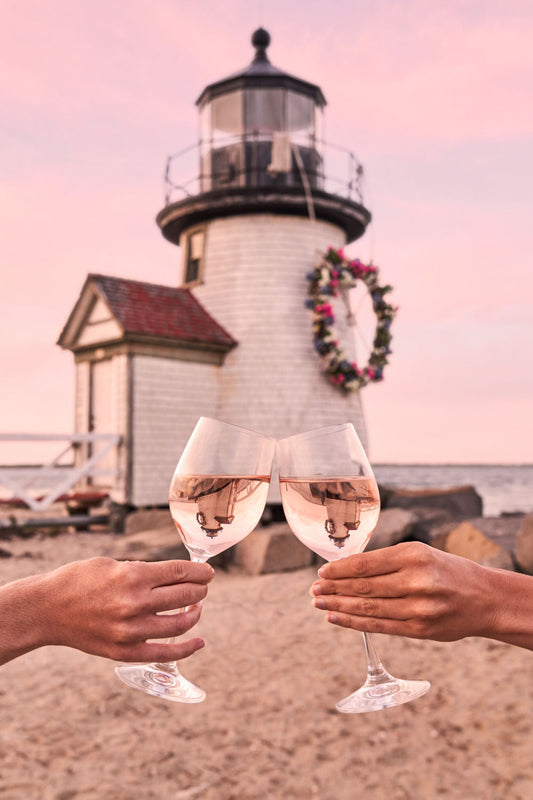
left=336, top=677, right=431, bottom=714
left=114, top=664, right=206, bottom=703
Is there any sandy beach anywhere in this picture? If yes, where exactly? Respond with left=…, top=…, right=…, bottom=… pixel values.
left=0, top=530, right=532, bottom=800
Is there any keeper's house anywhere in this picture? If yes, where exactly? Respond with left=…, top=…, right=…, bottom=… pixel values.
left=58, top=29, right=373, bottom=508
left=57, top=275, right=236, bottom=506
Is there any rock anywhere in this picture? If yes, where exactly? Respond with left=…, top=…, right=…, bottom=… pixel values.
left=365, top=508, right=417, bottom=551
left=408, top=508, right=457, bottom=545
left=434, top=520, right=515, bottom=570
left=107, top=503, right=130, bottom=533
left=234, top=523, right=313, bottom=575
left=110, top=523, right=231, bottom=568
left=515, top=515, right=533, bottom=575
left=0, top=516, right=16, bottom=540
left=111, top=524, right=188, bottom=562
left=423, top=520, right=461, bottom=550
left=466, top=516, right=523, bottom=554
left=382, top=485, right=483, bottom=519
left=124, top=508, right=173, bottom=535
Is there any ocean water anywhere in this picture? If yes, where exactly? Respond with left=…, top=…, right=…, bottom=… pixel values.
left=374, top=464, right=533, bottom=518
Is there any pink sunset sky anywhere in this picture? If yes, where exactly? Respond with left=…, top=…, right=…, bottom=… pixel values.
left=1, top=0, right=532, bottom=464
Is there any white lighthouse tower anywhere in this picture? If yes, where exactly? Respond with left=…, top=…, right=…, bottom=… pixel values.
left=157, top=28, right=372, bottom=448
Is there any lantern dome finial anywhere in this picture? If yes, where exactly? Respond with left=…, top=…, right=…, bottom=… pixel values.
left=251, top=27, right=271, bottom=62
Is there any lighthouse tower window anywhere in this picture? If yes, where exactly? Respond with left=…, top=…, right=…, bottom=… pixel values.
left=184, top=229, right=205, bottom=285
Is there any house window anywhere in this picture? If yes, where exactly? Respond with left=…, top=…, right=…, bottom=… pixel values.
left=184, top=229, right=205, bottom=285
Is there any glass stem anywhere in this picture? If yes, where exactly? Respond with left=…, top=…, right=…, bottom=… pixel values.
left=154, top=554, right=208, bottom=671
left=362, top=632, right=391, bottom=685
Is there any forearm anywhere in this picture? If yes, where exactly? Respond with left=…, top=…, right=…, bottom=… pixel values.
left=0, top=573, right=51, bottom=665
left=482, top=567, right=533, bottom=650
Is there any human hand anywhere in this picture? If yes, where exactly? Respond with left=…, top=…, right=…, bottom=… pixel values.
left=310, top=542, right=504, bottom=643
left=3, top=557, right=215, bottom=665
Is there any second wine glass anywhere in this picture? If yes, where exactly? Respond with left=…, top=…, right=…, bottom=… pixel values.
left=115, top=417, right=275, bottom=702
left=277, top=423, right=430, bottom=713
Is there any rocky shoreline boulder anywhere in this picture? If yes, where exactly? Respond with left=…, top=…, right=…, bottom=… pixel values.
left=380, top=484, right=483, bottom=519
left=515, top=515, right=533, bottom=574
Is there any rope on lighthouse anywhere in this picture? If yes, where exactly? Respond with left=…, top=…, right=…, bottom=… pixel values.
left=291, top=144, right=325, bottom=270
left=291, top=145, right=316, bottom=225
left=267, top=137, right=321, bottom=265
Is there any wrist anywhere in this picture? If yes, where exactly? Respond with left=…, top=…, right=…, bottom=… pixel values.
left=481, top=567, right=533, bottom=650
left=0, top=572, right=51, bottom=664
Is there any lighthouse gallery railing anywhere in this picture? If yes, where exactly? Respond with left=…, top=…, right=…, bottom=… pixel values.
left=162, top=135, right=366, bottom=206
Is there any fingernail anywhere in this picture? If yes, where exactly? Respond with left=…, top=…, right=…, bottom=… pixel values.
left=328, top=613, right=339, bottom=624
left=313, top=597, right=326, bottom=610
left=318, top=565, right=326, bottom=577
left=311, top=582, right=322, bottom=595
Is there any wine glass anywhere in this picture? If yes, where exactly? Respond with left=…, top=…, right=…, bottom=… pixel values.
left=276, top=423, right=430, bottom=713
left=115, top=417, right=275, bottom=702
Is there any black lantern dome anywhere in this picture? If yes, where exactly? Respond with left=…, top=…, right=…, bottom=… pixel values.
left=197, top=28, right=325, bottom=107
left=196, top=28, right=326, bottom=193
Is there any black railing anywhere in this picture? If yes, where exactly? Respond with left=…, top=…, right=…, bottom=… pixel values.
left=163, top=135, right=366, bottom=206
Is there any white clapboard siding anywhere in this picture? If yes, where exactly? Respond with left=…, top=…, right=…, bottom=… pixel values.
left=130, top=356, right=219, bottom=506
left=185, top=213, right=367, bottom=449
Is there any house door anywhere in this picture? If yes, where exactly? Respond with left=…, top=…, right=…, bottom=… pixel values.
left=88, top=358, right=115, bottom=488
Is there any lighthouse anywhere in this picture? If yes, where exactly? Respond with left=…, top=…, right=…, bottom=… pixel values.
left=157, top=28, right=372, bottom=446
left=58, top=29, right=377, bottom=509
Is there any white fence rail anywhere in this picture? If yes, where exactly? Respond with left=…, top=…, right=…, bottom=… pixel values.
left=0, top=434, right=121, bottom=512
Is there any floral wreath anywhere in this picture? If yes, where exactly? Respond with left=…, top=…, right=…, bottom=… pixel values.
left=306, top=248, right=397, bottom=393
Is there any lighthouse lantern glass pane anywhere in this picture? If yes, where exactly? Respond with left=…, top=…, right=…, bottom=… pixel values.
left=199, top=103, right=211, bottom=143
left=287, top=93, right=314, bottom=136
left=244, top=89, right=284, bottom=133
left=199, top=104, right=212, bottom=191
left=212, top=91, right=243, bottom=137
left=315, top=106, right=323, bottom=144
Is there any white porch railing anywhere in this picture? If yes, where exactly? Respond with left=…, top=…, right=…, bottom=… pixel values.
left=0, top=434, right=121, bottom=512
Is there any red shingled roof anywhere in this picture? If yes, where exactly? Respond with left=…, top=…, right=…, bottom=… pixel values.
left=89, top=274, right=237, bottom=349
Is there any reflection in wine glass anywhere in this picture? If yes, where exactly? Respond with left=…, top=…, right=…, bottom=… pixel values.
left=115, top=417, right=275, bottom=702
left=277, top=423, right=431, bottom=713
